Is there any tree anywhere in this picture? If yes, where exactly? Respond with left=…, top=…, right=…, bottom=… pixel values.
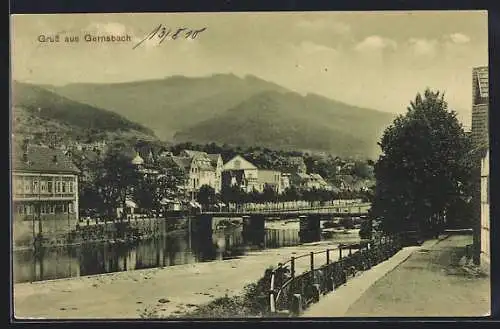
left=281, top=185, right=302, bottom=201
left=249, top=188, right=262, bottom=203
left=261, top=185, right=278, bottom=203
left=371, top=89, right=473, bottom=237
left=221, top=184, right=246, bottom=207
left=93, top=145, right=142, bottom=221
left=352, top=161, right=373, bottom=179
left=197, top=184, right=216, bottom=210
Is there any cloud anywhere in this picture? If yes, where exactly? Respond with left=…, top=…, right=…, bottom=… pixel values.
left=407, top=38, right=438, bottom=57
left=449, top=33, right=471, bottom=44
left=354, top=35, right=397, bottom=52
left=85, top=22, right=130, bottom=35
left=296, top=19, right=351, bottom=35
left=296, top=41, right=339, bottom=55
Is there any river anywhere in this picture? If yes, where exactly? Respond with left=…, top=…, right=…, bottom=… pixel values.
left=13, top=218, right=361, bottom=284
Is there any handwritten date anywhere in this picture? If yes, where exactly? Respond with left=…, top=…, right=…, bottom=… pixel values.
left=133, top=24, right=207, bottom=49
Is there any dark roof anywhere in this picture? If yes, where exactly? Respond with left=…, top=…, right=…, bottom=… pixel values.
left=72, top=149, right=99, bottom=162
left=171, top=156, right=192, bottom=171
left=207, top=154, right=221, bottom=167
left=474, top=66, right=488, bottom=99
left=181, top=150, right=207, bottom=158
left=12, top=145, right=80, bottom=174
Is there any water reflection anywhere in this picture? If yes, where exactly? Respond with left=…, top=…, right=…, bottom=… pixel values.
left=13, top=220, right=358, bottom=283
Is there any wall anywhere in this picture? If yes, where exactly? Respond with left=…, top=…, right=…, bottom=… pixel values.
left=480, top=150, right=490, bottom=266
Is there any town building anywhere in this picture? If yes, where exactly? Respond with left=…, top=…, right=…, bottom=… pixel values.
left=290, top=172, right=332, bottom=191
left=285, top=156, right=307, bottom=175
left=257, top=169, right=283, bottom=194
left=12, top=142, right=80, bottom=247
left=171, top=150, right=223, bottom=199
left=281, top=173, right=291, bottom=191
left=222, top=155, right=259, bottom=193
left=471, top=66, right=489, bottom=266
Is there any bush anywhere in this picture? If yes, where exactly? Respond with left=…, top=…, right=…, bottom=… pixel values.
left=181, top=266, right=278, bottom=318
left=359, top=220, right=372, bottom=239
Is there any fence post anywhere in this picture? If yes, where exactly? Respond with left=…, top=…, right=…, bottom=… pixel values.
left=349, top=246, right=352, bottom=256
left=291, top=256, right=295, bottom=278
left=310, top=252, right=315, bottom=284
left=339, top=245, right=343, bottom=259
left=269, top=270, right=276, bottom=313
left=326, top=249, right=330, bottom=265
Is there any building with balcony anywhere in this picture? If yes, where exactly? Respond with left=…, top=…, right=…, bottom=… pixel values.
left=12, top=143, right=80, bottom=247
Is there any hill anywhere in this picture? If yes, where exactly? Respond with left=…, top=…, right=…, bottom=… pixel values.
left=47, top=74, right=288, bottom=140
left=11, top=81, right=157, bottom=145
left=173, top=91, right=395, bottom=158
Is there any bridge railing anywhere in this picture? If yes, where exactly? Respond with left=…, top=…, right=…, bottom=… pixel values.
left=268, top=235, right=402, bottom=315
left=201, top=201, right=371, bottom=215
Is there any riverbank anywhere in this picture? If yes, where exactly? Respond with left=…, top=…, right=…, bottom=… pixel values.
left=14, top=238, right=357, bottom=319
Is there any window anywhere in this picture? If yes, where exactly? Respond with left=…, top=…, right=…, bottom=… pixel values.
left=69, top=182, right=73, bottom=193
left=16, top=179, right=23, bottom=193
left=33, top=180, right=39, bottom=193
left=24, top=180, right=31, bottom=193
left=69, top=202, right=74, bottom=213
left=62, top=204, right=67, bottom=213
left=62, top=182, right=67, bottom=193
left=56, top=181, right=61, bottom=193
left=48, top=181, right=53, bottom=193
left=18, top=205, right=24, bottom=214
left=50, top=204, right=55, bottom=214
left=41, top=204, right=47, bottom=214
left=41, top=181, right=47, bottom=193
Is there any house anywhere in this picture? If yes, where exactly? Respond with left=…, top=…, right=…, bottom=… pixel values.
left=291, top=173, right=311, bottom=190
left=281, top=173, right=291, bottom=191
left=171, top=155, right=194, bottom=198
left=222, top=155, right=259, bottom=193
left=471, top=66, right=489, bottom=267
left=284, top=156, right=307, bottom=175
left=12, top=142, right=80, bottom=246
left=207, top=154, right=224, bottom=193
left=171, top=150, right=223, bottom=199
left=291, top=172, right=332, bottom=191
left=131, top=151, right=160, bottom=176
left=309, top=173, right=332, bottom=190
left=257, top=169, right=283, bottom=194
left=116, top=199, right=138, bottom=219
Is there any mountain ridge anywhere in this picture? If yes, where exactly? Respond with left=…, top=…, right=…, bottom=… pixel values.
left=11, top=81, right=157, bottom=145
left=16, top=74, right=396, bottom=158
left=174, top=89, right=395, bottom=158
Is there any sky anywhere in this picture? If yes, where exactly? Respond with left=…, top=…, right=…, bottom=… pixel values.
left=11, top=11, right=488, bottom=128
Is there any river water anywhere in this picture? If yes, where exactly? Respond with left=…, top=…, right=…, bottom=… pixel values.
left=13, top=219, right=361, bottom=284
